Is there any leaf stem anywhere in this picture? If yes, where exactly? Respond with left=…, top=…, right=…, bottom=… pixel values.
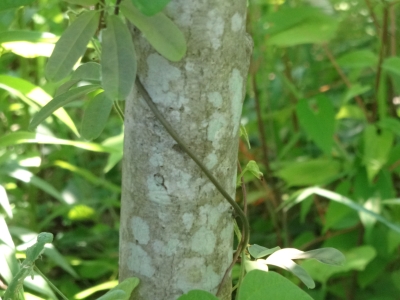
left=33, top=266, right=69, bottom=300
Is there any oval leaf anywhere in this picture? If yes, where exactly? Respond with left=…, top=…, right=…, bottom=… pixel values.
left=29, top=85, right=100, bottom=130
left=45, top=10, right=100, bottom=82
left=295, top=248, right=345, bottom=266
left=72, top=62, right=101, bottom=82
left=101, top=15, right=137, bottom=101
left=81, top=92, right=113, bottom=140
left=120, top=0, right=186, bottom=62
left=238, top=270, right=314, bottom=300
left=131, top=0, right=172, bottom=16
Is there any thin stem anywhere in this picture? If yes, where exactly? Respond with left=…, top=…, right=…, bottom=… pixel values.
left=252, top=74, right=270, bottom=174
left=136, top=78, right=249, bottom=295
left=114, top=101, right=125, bottom=121
left=373, top=6, right=389, bottom=121
left=114, top=0, right=122, bottom=15
left=364, top=0, right=381, bottom=39
left=34, top=266, right=69, bottom=300
left=389, top=3, right=396, bottom=56
left=322, top=43, right=371, bottom=122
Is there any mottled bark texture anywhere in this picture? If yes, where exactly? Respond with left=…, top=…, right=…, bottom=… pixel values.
left=119, top=1, right=251, bottom=299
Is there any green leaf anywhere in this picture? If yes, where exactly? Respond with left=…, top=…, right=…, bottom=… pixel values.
left=265, top=7, right=338, bottom=46
left=177, top=290, right=219, bottom=300
left=0, top=31, right=58, bottom=44
left=53, top=160, right=121, bottom=193
left=81, top=92, right=113, bottom=140
left=238, top=270, right=314, bottom=300
left=382, top=56, right=400, bottom=76
left=7, top=168, right=66, bottom=203
left=45, top=10, right=100, bottom=82
left=293, top=248, right=345, bottom=265
left=0, top=185, right=12, bottom=218
left=377, top=117, right=400, bottom=135
left=131, top=0, right=172, bottom=16
left=0, top=75, right=79, bottom=136
left=0, top=131, right=116, bottom=153
left=29, top=85, right=100, bottom=130
left=296, top=95, right=335, bottom=155
left=363, top=125, right=393, bottom=182
left=0, top=0, right=34, bottom=11
left=96, top=277, right=139, bottom=300
left=63, top=0, right=99, bottom=5
left=277, top=159, right=341, bottom=186
left=3, top=232, right=53, bottom=300
left=301, top=246, right=376, bottom=284
left=264, top=249, right=316, bottom=288
left=101, top=15, right=137, bottom=101
left=72, top=62, right=101, bottom=82
left=337, top=50, right=378, bottom=69
left=248, top=244, right=280, bottom=259
left=120, top=0, right=186, bottom=61
left=288, top=187, right=400, bottom=234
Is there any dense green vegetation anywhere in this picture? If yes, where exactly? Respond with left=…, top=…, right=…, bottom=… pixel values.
left=1, top=0, right=400, bottom=299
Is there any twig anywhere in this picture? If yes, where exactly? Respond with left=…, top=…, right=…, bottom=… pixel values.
left=373, top=5, right=389, bottom=121
left=322, top=43, right=371, bottom=122
left=114, top=0, right=122, bottom=15
left=364, top=0, right=381, bottom=40
left=251, top=74, right=270, bottom=174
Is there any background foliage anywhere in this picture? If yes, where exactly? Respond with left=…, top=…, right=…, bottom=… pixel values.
left=1, top=0, right=400, bottom=299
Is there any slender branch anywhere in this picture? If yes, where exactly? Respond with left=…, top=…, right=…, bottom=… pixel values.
left=34, top=266, right=69, bottom=300
left=252, top=74, right=270, bottom=174
left=389, top=3, right=396, bottom=56
left=364, top=0, right=381, bottom=40
left=373, top=5, right=389, bottom=121
left=136, top=78, right=250, bottom=295
left=322, top=44, right=371, bottom=122
left=114, top=0, right=122, bottom=15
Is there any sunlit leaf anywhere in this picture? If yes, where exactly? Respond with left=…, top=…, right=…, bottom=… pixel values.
left=95, top=277, right=139, bottom=300
left=101, top=15, right=137, bottom=100
left=0, top=131, right=116, bottom=153
left=0, top=185, right=12, bottom=218
left=0, top=31, right=57, bottom=44
left=121, top=0, right=186, bottom=61
left=45, top=10, right=100, bottom=82
left=131, top=0, right=172, bottom=16
left=74, top=280, right=118, bottom=299
left=29, top=85, right=100, bottom=130
left=0, top=75, right=79, bottom=136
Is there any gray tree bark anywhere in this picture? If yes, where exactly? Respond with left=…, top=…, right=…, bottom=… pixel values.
left=119, top=1, right=251, bottom=299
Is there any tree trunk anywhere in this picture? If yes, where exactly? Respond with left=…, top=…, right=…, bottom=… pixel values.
left=119, top=1, right=251, bottom=299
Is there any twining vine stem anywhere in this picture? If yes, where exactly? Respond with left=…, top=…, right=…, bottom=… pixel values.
left=135, top=78, right=250, bottom=295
